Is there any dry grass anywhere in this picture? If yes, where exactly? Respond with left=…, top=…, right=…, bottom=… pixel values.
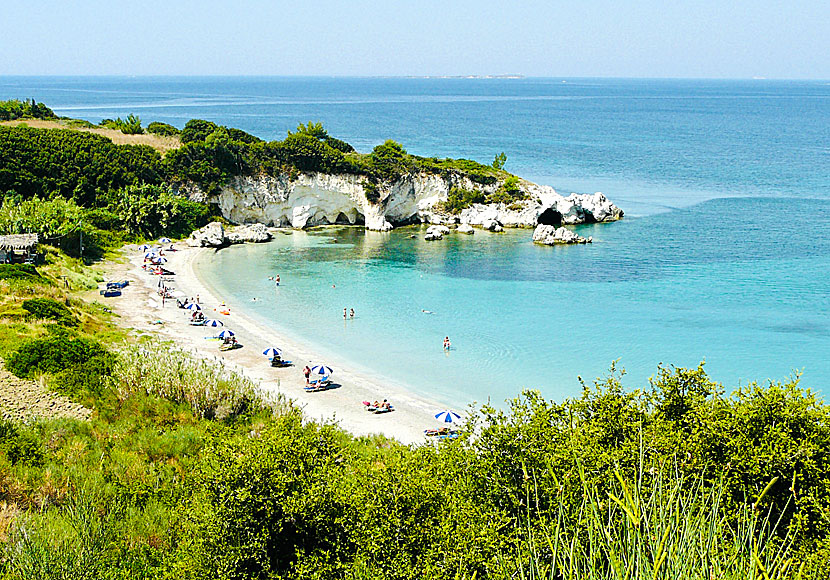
left=0, top=119, right=181, bottom=155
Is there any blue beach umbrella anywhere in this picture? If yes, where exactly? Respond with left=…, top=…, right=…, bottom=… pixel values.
left=310, top=364, right=333, bottom=377
left=185, top=303, right=202, bottom=311
left=204, top=319, right=223, bottom=327
left=158, top=237, right=172, bottom=244
left=435, top=410, right=462, bottom=424
left=218, top=329, right=235, bottom=339
left=143, top=252, right=157, bottom=259
left=262, top=347, right=282, bottom=358
left=138, top=244, right=151, bottom=252
left=153, top=256, right=168, bottom=264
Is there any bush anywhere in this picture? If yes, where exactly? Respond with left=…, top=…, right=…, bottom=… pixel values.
left=0, top=264, right=43, bottom=283
left=486, top=175, right=525, bottom=204
left=146, top=122, right=180, bottom=137
left=6, top=331, right=113, bottom=380
left=21, top=298, right=76, bottom=326
left=0, top=99, right=55, bottom=122
left=0, top=420, right=45, bottom=467
left=435, top=187, right=485, bottom=214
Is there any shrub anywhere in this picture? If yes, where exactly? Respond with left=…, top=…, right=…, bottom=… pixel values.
left=0, top=264, right=43, bottom=283
left=6, top=331, right=113, bottom=380
left=146, top=121, right=180, bottom=136
left=0, top=421, right=45, bottom=467
left=486, top=175, right=525, bottom=204
left=435, top=187, right=485, bottom=214
left=0, top=99, right=55, bottom=121
left=21, top=298, right=76, bottom=326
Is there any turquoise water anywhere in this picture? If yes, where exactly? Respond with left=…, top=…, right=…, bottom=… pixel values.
left=2, top=77, right=828, bottom=403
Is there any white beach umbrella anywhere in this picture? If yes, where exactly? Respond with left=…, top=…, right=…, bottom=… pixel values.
left=434, top=410, right=462, bottom=424
left=185, top=303, right=202, bottom=311
left=153, top=257, right=168, bottom=264
left=262, top=347, right=282, bottom=358
left=137, top=244, right=151, bottom=252
left=310, top=364, right=333, bottom=377
left=204, top=319, right=223, bottom=327
left=143, top=252, right=157, bottom=259
left=217, top=329, right=235, bottom=339
left=158, top=237, right=172, bottom=244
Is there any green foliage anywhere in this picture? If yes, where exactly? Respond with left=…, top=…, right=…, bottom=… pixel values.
left=101, top=185, right=214, bottom=238
left=179, top=119, right=220, bottom=144
left=6, top=330, right=113, bottom=381
left=267, top=133, right=356, bottom=175
left=102, top=115, right=144, bottom=135
left=0, top=99, right=56, bottom=121
left=146, top=122, right=180, bottom=137
left=434, top=186, right=486, bottom=214
left=21, top=298, right=76, bottom=327
left=492, top=151, right=507, bottom=170
left=293, top=121, right=329, bottom=140
left=0, top=421, right=45, bottom=467
left=486, top=175, right=526, bottom=204
left=0, top=264, right=43, bottom=283
left=0, top=126, right=163, bottom=205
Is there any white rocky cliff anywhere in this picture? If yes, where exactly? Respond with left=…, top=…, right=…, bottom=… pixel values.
left=184, top=171, right=623, bottom=236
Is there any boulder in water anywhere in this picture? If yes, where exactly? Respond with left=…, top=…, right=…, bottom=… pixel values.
left=532, top=224, right=591, bottom=245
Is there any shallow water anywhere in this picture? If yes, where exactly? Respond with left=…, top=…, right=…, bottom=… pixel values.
left=197, top=196, right=830, bottom=406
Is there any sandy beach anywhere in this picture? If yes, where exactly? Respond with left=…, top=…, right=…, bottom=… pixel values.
left=95, top=242, right=451, bottom=445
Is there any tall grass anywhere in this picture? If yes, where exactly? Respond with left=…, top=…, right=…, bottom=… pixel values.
left=502, top=464, right=800, bottom=580
left=111, top=341, right=285, bottom=420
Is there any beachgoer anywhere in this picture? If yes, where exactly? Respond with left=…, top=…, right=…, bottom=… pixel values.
left=443, top=336, right=451, bottom=350
left=350, top=308, right=354, bottom=319
left=422, top=309, right=433, bottom=314
left=343, top=308, right=347, bottom=320
left=276, top=274, right=280, bottom=286
left=196, top=294, right=200, bottom=304
left=303, top=365, right=311, bottom=384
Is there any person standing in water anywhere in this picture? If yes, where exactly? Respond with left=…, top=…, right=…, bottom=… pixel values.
left=443, top=336, right=451, bottom=350
left=275, top=274, right=280, bottom=286
left=350, top=308, right=355, bottom=319
left=343, top=308, right=348, bottom=320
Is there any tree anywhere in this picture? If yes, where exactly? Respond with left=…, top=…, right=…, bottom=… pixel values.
left=492, top=152, right=507, bottom=170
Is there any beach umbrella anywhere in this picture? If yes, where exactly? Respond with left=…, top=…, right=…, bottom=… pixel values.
left=204, top=319, right=223, bottom=327
left=434, top=410, right=462, bottom=424
left=143, top=252, right=157, bottom=259
left=158, top=237, right=172, bottom=244
left=153, top=257, right=168, bottom=264
left=138, top=244, right=151, bottom=252
left=185, top=303, right=202, bottom=311
left=262, top=347, right=282, bottom=358
left=310, top=364, right=333, bottom=376
left=217, top=329, right=235, bottom=338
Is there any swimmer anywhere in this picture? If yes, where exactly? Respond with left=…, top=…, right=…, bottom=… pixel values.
left=443, top=336, right=451, bottom=350
left=421, top=309, right=433, bottom=314
left=332, top=284, right=336, bottom=289
left=350, top=308, right=354, bottom=319
left=275, top=274, right=280, bottom=286
left=343, top=307, right=348, bottom=320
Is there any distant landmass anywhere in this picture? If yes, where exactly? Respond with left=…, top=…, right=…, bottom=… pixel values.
left=404, top=74, right=525, bottom=79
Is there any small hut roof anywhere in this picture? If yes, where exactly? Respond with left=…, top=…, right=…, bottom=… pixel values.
left=0, top=234, right=39, bottom=251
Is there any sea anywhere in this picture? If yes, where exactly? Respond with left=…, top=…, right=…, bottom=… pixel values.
left=2, top=76, right=828, bottom=407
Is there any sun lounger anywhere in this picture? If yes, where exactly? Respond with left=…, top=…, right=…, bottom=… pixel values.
left=270, top=358, right=293, bottom=368
left=304, top=383, right=327, bottom=392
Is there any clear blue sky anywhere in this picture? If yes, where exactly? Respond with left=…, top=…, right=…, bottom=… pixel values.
left=2, top=0, right=828, bottom=78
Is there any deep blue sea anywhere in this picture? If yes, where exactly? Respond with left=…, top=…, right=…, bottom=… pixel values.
left=2, top=76, right=828, bottom=405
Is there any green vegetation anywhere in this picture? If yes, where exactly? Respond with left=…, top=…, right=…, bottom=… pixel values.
left=146, top=121, right=181, bottom=137
left=0, top=99, right=56, bottom=122
left=21, top=298, right=76, bottom=327
left=0, top=257, right=828, bottom=578
left=434, top=186, right=486, bottom=214
left=102, top=114, right=144, bottom=135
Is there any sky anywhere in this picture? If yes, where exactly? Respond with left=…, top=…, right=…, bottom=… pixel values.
left=2, top=0, right=828, bottom=78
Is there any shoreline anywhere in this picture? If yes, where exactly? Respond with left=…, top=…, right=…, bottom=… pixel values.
left=100, top=243, right=452, bottom=445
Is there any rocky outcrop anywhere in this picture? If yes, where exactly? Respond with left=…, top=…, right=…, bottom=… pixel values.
left=183, top=171, right=623, bottom=234
left=457, top=223, right=474, bottom=235
left=187, top=222, right=226, bottom=247
left=424, top=225, right=450, bottom=241
left=226, top=223, right=272, bottom=244
left=532, top=224, right=592, bottom=245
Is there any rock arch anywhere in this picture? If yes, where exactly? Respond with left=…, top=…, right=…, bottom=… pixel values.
left=537, top=207, right=562, bottom=227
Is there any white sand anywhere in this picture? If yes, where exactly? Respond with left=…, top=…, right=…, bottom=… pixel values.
left=99, top=244, right=450, bottom=444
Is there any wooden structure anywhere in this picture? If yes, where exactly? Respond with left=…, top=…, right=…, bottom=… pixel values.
left=0, top=234, right=39, bottom=264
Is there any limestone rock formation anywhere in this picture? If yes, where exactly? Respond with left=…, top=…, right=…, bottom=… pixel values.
left=532, top=224, right=592, bottom=245
left=457, top=223, right=474, bottom=234
left=187, top=222, right=226, bottom=247
left=183, top=171, right=623, bottom=236
left=424, top=225, right=450, bottom=240
left=226, top=223, right=272, bottom=244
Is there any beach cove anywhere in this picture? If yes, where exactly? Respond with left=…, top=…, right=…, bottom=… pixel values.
left=99, top=242, right=449, bottom=444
